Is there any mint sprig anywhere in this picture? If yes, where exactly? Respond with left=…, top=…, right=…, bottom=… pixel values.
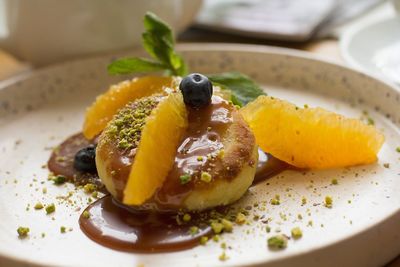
left=108, top=12, right=187, bottom=76
left=208, top=72, right=265, bottom=106
left=108, top=12, right=265, bottom=106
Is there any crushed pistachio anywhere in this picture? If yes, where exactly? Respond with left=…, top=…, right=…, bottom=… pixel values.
left=219, top=251, right=229, bottom=261
left=212, top=235, right=220, bottom=242
left=200, top=171, right=212, bottom=183
left=200, top=236, right=208, bottom=245
left=82, top=211, right=90, bottom=219
left=60, top=226, right=66, bottom=233
left=105, top=96, right=159, bottom=150
left=83, top=183, right=96, bottom=193
left=367, top=117, right=374, bottom=125
left=331, top=178, right=338, bottom=185
left=45, top=203, right=56, bottom=214
left=396, top=147, right=400, bottom=153
left=189, top=226, right=199, bottom=235
left=220, top=242, right=227, bottom=249
left=217, top=149, right=225, bottom=158
left=267, top=235, right=288, bottom=250
left=179, top=174, right=191, bottom=185
left=34, top=202, right=44, bottom=210
left=266, top=226, right=271, bottom=233
left=183, top=213, right=191, bottom=222
left=17, top=227, right=30, bottom=238
left=42, top=187, right=47, bottom=194
left=270, top=198, right=280, bottom=205
left=53, top=175, right=66, bottom=185
left=325, top=196, right=333, bottom=208
left=197, top=156, right=204, bottom=162
left=291, top=227, right=303, bottom=239
left=235, top=212, right=246, bottom=224
left=301, top=197, right=307, bottom=205
left=383, top=163, right=390, bottom=168
left=211, top=222, right=224, bottom=234
left=221, top=219, right=233, bottom=232
left=91, top=191, right=98, bottom=198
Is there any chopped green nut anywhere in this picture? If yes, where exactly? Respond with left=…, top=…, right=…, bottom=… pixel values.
left=83, top=183, right=97, bottom=193
left=200, top=172, right=212, bottom=183
left=331, top=178, right=338, bottom=185
left=53, top=175, right=66, bottom=185
left=17, top=227, right=30, bottom=238
left=34, top=202, right=44, bottom=210
left=82, top=211, right=90, bottom=219
left=60, top=226, right=66, bottom=233
left=197, top=156, right=204, bottom=162
left=301, top=197, right=307, bottom=205
left=291, top=227, right=303, bottom=239
left=45, top=203, right=56, bottom=214
left=219, top=251, right=229, bottom=261
left=396, top=147, right=400, bottom=153
left=235, top=212, right=246, bottom=224
left=270, top=198, right=280, bottom=205
left=211, top=222, right=224, bottom=234
left=41, top=233, right=46, bottom=238
left=267, top=235, right=288, bottom=250
left=189, top=226, right=199, bottom=235
left=220, top=242, right=227, bottom=249
left=42, top=187, right=47, bottom=194
left=217, top=149, right=225, bottom=158
left=325, top=196, right=333, bottom=208
left=367, top=117, right=374, bottom=125
left=221, top=219, right=233, bottom=232
left=383, top=163, right=390, bottom=168
left=212, top=235, right=220, bottom=242
left=200, top=236, right=208, bottom=245
left=179, top=174, right=191, bottom=185
left=183, top=213, right=191, bottom=222
left=266, top=226, right=271, bottom=233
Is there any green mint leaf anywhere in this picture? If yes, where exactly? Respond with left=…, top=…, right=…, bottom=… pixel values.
left=142, top=12, right=188, bottom=76
left=107, top=57, right=167, bottom=75
left=208, top=72, right=265, bottom=106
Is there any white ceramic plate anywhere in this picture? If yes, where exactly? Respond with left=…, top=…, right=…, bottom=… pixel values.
left=340, top=16, right=400, bottom=84
left=1, top=44, right=400, bottom=267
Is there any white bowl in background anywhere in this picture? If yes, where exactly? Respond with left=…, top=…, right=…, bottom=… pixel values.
left=0, top=0, right=202, bottom=66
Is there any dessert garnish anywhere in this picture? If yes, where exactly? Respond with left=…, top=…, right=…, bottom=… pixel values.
left=41, top=12, right=385, bottom=255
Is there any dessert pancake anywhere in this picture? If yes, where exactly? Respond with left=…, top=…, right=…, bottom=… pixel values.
left=96, top=94, right=258, bottom=211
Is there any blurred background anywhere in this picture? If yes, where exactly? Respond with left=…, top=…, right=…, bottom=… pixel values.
left=0, top=0, right=398, bottom=84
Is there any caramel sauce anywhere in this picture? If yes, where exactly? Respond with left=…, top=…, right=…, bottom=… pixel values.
left=78, top=150, right=287, bottom=253
left=47, top=133, right=104, bottom=190
left=79, top=196, right=212, bottom=253
left=48, top=96, right=289, bottom=253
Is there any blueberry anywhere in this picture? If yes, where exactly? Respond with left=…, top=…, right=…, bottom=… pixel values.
left=179, top=73, right=213, bottom=108
left=74, top=145, right=97, bottom=173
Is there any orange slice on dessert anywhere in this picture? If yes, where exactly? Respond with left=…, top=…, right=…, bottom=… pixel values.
left=123, top=92, right=188, bottom=205
left=240, top=96, right=384, bottom=169
left=83, top=76, right=176, bottom=139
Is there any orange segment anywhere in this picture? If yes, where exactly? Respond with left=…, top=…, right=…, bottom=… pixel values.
left=123, top=92, right=188, bottom=205
left=83, top=76, right=175, bottom=139
left=240, top=96, right=384, bottom=169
